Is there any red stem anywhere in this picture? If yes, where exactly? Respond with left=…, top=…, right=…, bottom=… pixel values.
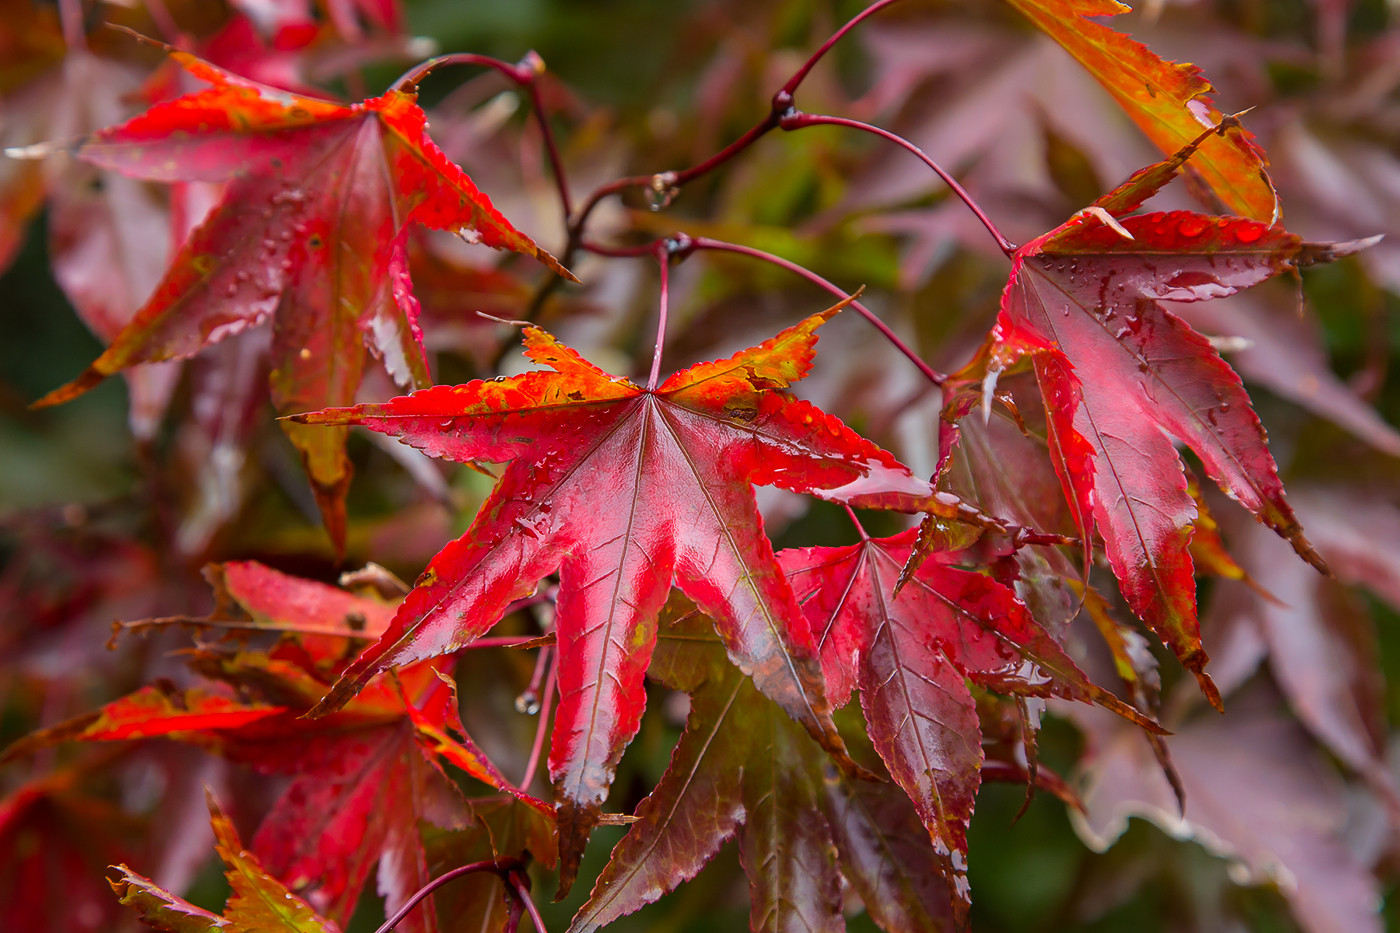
left=557, top=0, right=908, bottom=267
left=842, top=505, right=870, bottom=541
left=688, top=236, right=947, bottom=386
left=517, top=650, right=557, bottom=790
left=510, top=871, right=547, bottom=933
left=780, top=111, right=1015, bottom=256
left=391, top=52, right=572, bottom=223
left=371, top=857, right=526, bottom=933
left=647, top=241, right=673, bottom=390
left=779, top=0, right=907, bottom=96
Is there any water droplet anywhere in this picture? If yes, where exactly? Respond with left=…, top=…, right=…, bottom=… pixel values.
left=436, top=419, right=455, bottom=432
left=514, top=690, right=540, bottom=715
left=1218, top=401, right=1231, bottom=412
left=646, top=187, right=674, bottom=211
left=459, top=227, right=483, bottom=245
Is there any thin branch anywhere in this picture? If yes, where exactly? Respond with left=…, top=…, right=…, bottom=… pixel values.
left=510, top=870, right=547, bottom=933
left=779, top=111, right=1016, bottom=256
left=391, top=51, right=573, bottom=225
left=517, top=649, right=557, bottom=791
left=688, top=236, right=947, bottom=386
left=778, top=0, right=907, bottom=96
left=527, top=0, right=910, bottom=320
left=371, top=857, right=525, bottom=933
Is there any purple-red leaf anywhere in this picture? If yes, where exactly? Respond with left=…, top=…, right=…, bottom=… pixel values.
left=29, top=47, right=569, bottom=547
left=294, top=306, right=1005, bottom=890
left=984, top=133, right=1372, bottom=705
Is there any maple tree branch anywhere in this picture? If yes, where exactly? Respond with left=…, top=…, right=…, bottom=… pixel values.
left=778, top=0, right=907, bottom=96
left=371, top=857, right=528, bottom=933
left=392, top=51, right=572, bottom=222
left=526, top=0, right=909, bottom=321
left=509, top=869, right=547, bottom=933
left=779, top=111, right=1016, bottom=257
left=518, top=648, right=557, bottom=791
left=686, top=236, right=947, bottom=386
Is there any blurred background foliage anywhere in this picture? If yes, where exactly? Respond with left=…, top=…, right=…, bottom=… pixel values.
left=2, top=1, right=1399, bottom=931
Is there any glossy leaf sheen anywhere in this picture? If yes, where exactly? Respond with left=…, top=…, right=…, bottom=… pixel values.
left=780, top=528, right=1158, bottom=919
left=296, top=308, right=993, bottom=890
left=986, top=136, right=1365, bottom=705
left=33, top=49, right=568, bottom=545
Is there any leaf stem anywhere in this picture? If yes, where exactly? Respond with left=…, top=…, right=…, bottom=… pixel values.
left=528, top=0, right=909, bottom=319
left=687, top=236, right=947, bottom=386
left=842, top=505, right=870, bottom=541
left=517, top=650, right=557, bottom=791
left=779, top=111, right=1016, bottom=256
left=371, top=857, right=527, bottom=933
left=647, top=241, right=673, bottom=391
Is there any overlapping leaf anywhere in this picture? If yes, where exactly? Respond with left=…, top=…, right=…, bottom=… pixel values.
left=24, top=45, right=570, bottom=547
left=982, top=124, right=1372, bottom=706
left=778, top=526, right=1158, bottom=922
left=3, top=562, right=545, bottom=933
left=572, top=605, right=954, bottom=933
left=291, top=304, right=1017, bottom=891
left=1005, top=0, right=1278, bottom=222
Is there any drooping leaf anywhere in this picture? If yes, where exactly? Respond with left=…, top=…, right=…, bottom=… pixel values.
left=111, top=792, right=343, bottom=933
left=292, top=304, right=1019, bottom=890
left=3, top=562, right=544, bottom=933
left=27, top=45, right=571, bottom=547
left=983, top=127, right=1373, bottom=707
left=778, top=526, right=1159, bottom=921
left=574, top=604, right=953, bottom=933
left=1004, top=0, right=1279, bottom=223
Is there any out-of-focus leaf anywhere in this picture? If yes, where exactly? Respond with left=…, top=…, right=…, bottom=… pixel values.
left=111, top=792, right=343, bottom=933
left=1004, top=0, right=1279, bottom=223
left=1074, top=689, right=1383, bottom=933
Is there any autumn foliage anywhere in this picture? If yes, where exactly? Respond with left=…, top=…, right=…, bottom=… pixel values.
left=3, top=1, right=1399, bottom=932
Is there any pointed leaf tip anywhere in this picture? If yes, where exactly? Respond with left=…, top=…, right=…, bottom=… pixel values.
left=31, top=367, right=109, bottom=409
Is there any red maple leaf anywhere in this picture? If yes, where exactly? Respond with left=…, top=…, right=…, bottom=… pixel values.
left=778, top=526, right=1159, bottom=921
left=573, top=601, right=957, bottom=933
left=26, top=43, right=572, bottom=547
left=980, top=124, right=1374, bottom=707
left=2, top=561, right=546, bottom=933
left=290, top=303, right=1020, bottom=891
